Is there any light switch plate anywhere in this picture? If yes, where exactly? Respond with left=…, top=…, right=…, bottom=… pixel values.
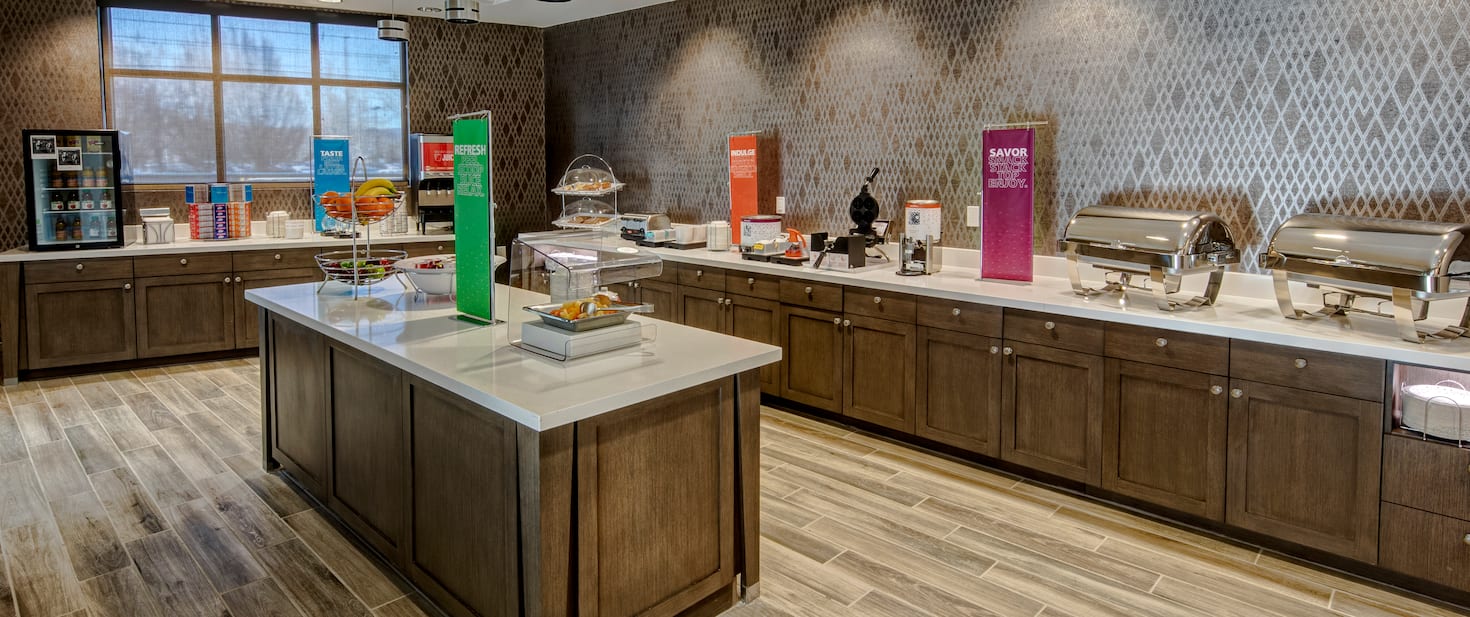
left=775, top=196, right=786, bottom=214
left=966, top=205, right=980, bottom=227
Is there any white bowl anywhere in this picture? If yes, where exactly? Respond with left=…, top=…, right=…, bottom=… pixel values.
left=397, top=254, right=506, bottom=296
left=1401, top=382, right=1470, bottom=442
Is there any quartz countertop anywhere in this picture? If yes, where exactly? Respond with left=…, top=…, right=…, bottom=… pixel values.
left=646, top=243, right=1470, bottom=372
left=0, top=228, right=456, bottom=263
left=245, top=278, right=782, bottom=431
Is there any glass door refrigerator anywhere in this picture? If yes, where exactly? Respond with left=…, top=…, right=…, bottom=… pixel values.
left=23, top=129, right=126, bottom=251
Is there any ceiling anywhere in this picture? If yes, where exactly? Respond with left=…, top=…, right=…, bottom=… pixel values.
left=244, top=0, right=677, bottom=28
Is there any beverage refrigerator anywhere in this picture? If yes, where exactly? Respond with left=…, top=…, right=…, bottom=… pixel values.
left=22, top=129, right=127, bottom=251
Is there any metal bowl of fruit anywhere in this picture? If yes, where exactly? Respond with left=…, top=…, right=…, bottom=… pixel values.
left=524, top=293, right=654, bottom=332
left=316, top=249, right=407, bottom=287
left=318, top=178, right=404, bottom=225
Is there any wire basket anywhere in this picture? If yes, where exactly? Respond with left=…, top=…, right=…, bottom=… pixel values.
left=316, top=249, right=407, bottom=287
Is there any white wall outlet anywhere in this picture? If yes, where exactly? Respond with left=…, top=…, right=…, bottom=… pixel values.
left=966, top=205, right=981, bottom=227
left=775, top=196, right=787, bottom=214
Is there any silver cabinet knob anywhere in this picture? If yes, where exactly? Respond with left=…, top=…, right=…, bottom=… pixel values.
left=747, top=277, right=755, bottom=285
left=833, top=317, right=842, bottom=325
left=989, top=346, right=999, bottom=354
left=1294, top=358, right=1308, bottom=369
left=632, top=282, right=640, bottom=289
left=1044, top=321, right=1056, bottom=330
left=805, top=286, right=813, bottom=295
left=842, top=319, right=851, bottom=328
left=873, top=296, right=882, bottom=304
left=1231, top=388, right=1243, bottom=398
left=179, top=258, right=188, bottom=265
left=273, top=253, right=282, bottom=260
left=1155, top=338, right=1168, bottom=347
left=952, top=308, right=962, bottom=316
left=695, top=270, right=703, bottom=278
left=234, top=276, right=242, bottom=283
left=223, top=277, right=231, bottom=285
left=437, top=245, right=444, bottom=251
left=1003, top=347, right=1014, bottom=356
left=122, top=282, right=131, bottom=290
left=1210, top=385, right=1223, bottom=395
left=724, top=298, right=733, bottom=306
left=75, top=263, right=84, bottom=271
left=1463, top=533, right=1470, bottom=546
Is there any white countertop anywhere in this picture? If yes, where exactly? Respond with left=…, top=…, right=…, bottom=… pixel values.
left=646, top=243, right=1470, bottom=372
left=245, top=279, right=782, bottom=431
left=0, top=226, right=456, bottom=263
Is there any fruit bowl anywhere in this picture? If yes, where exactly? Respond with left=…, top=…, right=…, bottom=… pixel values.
left=316, top=249, right=407, bottom=287
left=318, top=179, right=405, bottom=225
left=397, top=254, right=457, bottom=295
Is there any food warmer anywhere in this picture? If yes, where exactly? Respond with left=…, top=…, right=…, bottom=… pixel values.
left=1259, top=214, right=1470, bottom=343
left=1060, top=206, right=1241, bottom=311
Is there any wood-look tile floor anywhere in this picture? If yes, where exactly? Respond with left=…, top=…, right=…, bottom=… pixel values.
left=0, top=359, right=1463, bottom=617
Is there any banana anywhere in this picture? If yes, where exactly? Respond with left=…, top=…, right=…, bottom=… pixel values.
left=362, top=187, right=394, bottom=197
left=355, top=179, right=397, bottom=196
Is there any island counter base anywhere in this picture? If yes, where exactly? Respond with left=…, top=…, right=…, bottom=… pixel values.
left=258, top=309, right=761, bottom=617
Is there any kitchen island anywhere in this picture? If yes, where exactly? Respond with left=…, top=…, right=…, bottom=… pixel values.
left=246, top=279, right=780, bottom=617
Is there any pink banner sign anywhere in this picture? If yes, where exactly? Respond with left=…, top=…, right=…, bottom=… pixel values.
left=981, top=128, right=1036, bottom=282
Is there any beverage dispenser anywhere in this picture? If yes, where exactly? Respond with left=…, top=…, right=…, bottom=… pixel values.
left=409, top=133, right=454, bottom=234
left=898, top=200, right=943, bottom=276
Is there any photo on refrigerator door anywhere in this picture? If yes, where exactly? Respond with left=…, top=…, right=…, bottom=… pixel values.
left=29, top=135, right=57, bottom=159
left=56, top=147, right=82, bottom=170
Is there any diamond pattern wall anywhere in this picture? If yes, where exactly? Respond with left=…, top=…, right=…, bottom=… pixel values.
left=545, top=0, right=1470, bottom=269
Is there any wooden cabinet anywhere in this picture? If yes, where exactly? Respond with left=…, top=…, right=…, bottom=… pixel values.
left=24, top=278, right=137, bottom=369
left=576, top=379, right=735, bottom=616
left=1000, top=341, right=1104, bottom=484
left=134, top=273, right=236, bottom=358
left=406, top=377, right=521, bottom=617
left=403, top=241, right=454, bottom=257
left=842, top=314, right=916, bottom=432
left=328, top=343, right=406, bottom=562
left=727, top=294, right=781, bottom=395
left=780, top=305, right=844, bottom=413
left=1379, top=502, right=1470, bottom=591
left=267, top=315, right=329, bottom=500
left=235, top=269, right=323, bottom=349
left=1102, top=360, right=1228, bottom=520
left=1381, top=434, right=1470, bottom=521
left=678, top=286, right=726, bottom=333
left=1226, top=380, right=1381, bottom=563
left=915, top=327, right=1002, bottom=456
left=637, top=280, right=678, bottom=323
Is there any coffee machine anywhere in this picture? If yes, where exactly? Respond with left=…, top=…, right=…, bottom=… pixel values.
left=408, top=133, right=454, bottom=234
left=898, top=199, right=942, bottom=276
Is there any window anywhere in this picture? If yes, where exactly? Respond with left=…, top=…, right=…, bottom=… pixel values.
left=101, top=3, right=406, bottom=184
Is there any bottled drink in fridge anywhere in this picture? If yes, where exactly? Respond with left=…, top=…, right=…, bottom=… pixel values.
left=105, top=213, right=116, bottom=239
left=99, top=190, right=112, bottom=210
left=54, top=218, right=66, bottom=241
left=48, top=192, right=63, bottom=211
left=70, top=215, right=82, bottom=240
left=66, top=191, right=79, bottom=211
left=80, top=191, right=94, bottom=210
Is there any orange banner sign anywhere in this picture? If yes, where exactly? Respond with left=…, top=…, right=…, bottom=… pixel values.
left=729, top=134, right=759, bottom=245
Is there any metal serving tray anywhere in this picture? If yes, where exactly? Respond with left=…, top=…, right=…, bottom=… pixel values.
left=523, top=301, right=651, bottom=332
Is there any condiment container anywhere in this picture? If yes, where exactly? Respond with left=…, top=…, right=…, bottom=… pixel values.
left=142, top=216, right=174, bottom=245
left=285, top=221, right=306, bottom=239
left=707, top=220, right=731, bottom=251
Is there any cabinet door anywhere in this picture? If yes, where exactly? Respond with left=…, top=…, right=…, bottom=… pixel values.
left=1000, top=341, right=1104, bottom=484
left=678, top=286, right=725, bottom=333
left=843, top=314, right=916, bottom=432
left=1226, top=380, right=1381, bottom=563
left=407, top=377, right=521, bottom=617
left=915, top=327, right=1002, bottom=456
left=727, top=294, right=780, bottom=395
left=135, top=273, right=234, bottom=358
left=236, top=269, right=322, bottom=349
left=328, top=343, right=406, bottom=562
left=602, top=281, right=638, bottom=305
left=268, top=315, right=329, bottom=500
left=1102, top=360, right=1228, bottom=520
left=779, top=305, right=844, bottom=413
left=24, top=279, right=137, bottom=369
left=638, top=280, right=678, bottom=323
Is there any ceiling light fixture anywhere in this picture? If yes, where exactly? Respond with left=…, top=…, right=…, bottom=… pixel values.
left=416, top=6, right=443, bottom=13
left=377, top=0, right=408, bottom=41
left=444, top=0, right=480, bottom=24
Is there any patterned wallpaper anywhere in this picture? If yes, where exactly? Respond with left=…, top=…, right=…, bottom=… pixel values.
left=0, top=0, right=104, bottom=250
left=0, top=3, right=544, bottom=248
left=545, top=0, right=1470, bottom=268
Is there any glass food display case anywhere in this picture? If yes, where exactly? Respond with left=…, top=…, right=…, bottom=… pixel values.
left=551, top=154, right=624, bottom=231
left=23, top=129, right=127, bottom=251
left=508, top=230, right=662, bottom=360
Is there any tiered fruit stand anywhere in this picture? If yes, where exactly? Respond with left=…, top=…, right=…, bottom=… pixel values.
left=314, top=157, right=407, bottom=298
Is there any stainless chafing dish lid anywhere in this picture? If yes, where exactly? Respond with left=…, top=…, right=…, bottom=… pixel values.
left=1063, top=206, right=1235, bottom=255
left=1265, top=214, right=1470, bottom=275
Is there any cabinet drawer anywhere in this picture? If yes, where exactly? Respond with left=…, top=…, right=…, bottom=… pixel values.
left=844, top=287, right=916, bottom=322
left=678, top=263, right=726, bottom=290
left=402, top=240, right=454, bottom=257
left=134, top=253, right=233, bottom=276
left=779, top=279, right=843, bottom=312
left=1381, top=434, right=1470, bottom=521
left=233, top=248, right=321, bottom=272
left=24, top=258, right=132, bottom=283
left=1229, top=340, right=1384, bottom=401
left=1105, top=323, right=1229, bottom=376
left=1379, top=502, right=1470, bottom=591
left=650, top=262, right=678, bottom=284
left=725, top=271, right=780, bottom=301
left=1003, top=309, right=1104, bottom=355
left=916, top=296, right=1001, bottom=337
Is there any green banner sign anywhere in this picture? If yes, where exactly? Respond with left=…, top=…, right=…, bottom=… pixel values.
left=453, top=117, right=494, bottom=322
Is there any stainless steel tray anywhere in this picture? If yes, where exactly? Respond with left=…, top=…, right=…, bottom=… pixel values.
left=523, top=301, right=649, bottom=332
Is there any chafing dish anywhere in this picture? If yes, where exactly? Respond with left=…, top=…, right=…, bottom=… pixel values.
left=1259, top=214, right=1470, bottom=343
left=1060, top=206, right=1240, bottom=311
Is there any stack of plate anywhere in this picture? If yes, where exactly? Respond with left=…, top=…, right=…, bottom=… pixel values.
left=1400, top=382, right=1470, bottom=442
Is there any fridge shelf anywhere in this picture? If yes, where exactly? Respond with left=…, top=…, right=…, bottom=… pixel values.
left=41, top=187, right=114, bottom=191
